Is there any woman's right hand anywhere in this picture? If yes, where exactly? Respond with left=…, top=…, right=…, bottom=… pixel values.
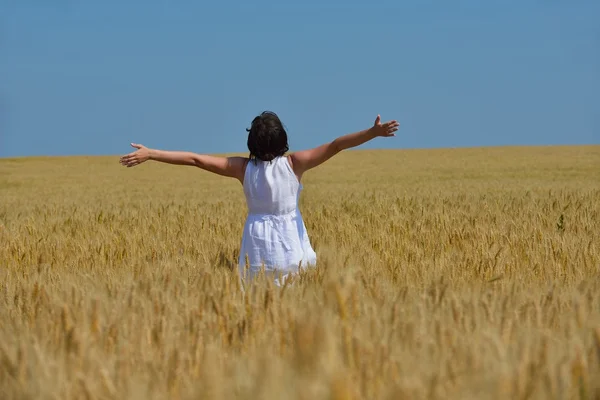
left=370, top=115, right=400, bottom=137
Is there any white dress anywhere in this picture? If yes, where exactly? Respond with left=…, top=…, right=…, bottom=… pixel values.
left=238, top=156, right=317, bottom=285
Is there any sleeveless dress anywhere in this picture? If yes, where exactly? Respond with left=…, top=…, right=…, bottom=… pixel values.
left=238, top=156, right=317, bottom=285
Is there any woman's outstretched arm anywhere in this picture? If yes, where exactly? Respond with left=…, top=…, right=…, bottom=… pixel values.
left=119, top=143, right=247, bottom=183
left=289, top=115, right=399, bottom=179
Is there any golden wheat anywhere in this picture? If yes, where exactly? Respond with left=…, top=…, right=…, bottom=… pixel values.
left=1, top=145, right=599, bottom=400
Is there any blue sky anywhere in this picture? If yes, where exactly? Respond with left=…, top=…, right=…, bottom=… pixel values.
left=1, top=0, right=598, bottom=157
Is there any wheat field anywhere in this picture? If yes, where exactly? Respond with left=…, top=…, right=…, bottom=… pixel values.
left=1, top=145, right=599, bottom=399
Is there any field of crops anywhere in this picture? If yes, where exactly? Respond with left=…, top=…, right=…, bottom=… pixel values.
left=1, top=145, right=599, bottom=399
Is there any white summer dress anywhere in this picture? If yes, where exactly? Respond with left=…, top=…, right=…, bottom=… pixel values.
left=238, top=156, right=317, bottom=285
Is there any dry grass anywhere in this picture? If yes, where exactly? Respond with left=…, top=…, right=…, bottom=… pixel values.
left=1, top=145, right=599, bottom=400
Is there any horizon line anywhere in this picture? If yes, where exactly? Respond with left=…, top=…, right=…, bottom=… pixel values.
left=0, top=143, right=598, bottom=160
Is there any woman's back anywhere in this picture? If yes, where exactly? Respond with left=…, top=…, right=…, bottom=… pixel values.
left=243, top=156, right=300, bottom=216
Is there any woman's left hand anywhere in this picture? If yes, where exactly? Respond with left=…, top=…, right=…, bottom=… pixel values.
left=119, top=143, right=151, bottom=167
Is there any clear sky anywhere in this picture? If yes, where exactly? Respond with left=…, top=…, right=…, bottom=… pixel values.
left=1, top=0, right=598, bottom=158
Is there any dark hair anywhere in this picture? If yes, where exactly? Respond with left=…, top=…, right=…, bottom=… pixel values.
left=246, top=111, right=289, bottom=162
